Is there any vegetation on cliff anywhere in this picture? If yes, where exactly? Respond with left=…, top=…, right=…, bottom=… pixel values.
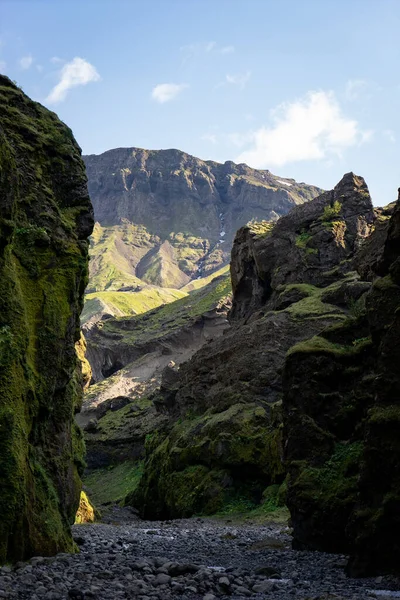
left=123, top=174, right=375, bottom=521
left=0, top=76, right=93, bottom=562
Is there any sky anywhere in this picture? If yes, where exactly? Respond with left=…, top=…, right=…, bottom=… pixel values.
left=0, top=0, right=399, bottom=206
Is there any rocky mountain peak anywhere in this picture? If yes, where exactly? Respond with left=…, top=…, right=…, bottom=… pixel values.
left=229, top=173, right=374, bottom=322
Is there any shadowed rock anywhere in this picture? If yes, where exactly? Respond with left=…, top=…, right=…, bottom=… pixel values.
left=0, top=76, right=93, bottom=562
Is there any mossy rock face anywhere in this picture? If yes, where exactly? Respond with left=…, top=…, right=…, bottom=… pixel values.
left=283, top=319, right=375, bottom=553
left=130, top=402, right=285, bottom=519
left=0, top=76, right=93, bottom=563
left=283, top=199, right=400, bottom=575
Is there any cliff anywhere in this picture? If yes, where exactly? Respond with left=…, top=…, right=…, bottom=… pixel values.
left=0, top=76, right=93, bottom=562
left=283, top=193, right=400, bottom=576
left=129, top=173, right=376, bottom=520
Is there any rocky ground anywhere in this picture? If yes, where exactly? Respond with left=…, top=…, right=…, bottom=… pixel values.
left=2, top=512, right=400, bottom=600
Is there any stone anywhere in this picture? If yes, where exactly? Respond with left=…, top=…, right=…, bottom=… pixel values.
left=252, top=580, right=276, bottom=593
left=154, top=573, right=171, bottom=585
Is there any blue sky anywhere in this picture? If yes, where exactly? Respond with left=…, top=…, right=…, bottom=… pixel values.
left=1, top=0, right=399, bottom=205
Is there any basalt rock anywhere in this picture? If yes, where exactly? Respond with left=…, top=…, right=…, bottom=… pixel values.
left=131, top=173, right=376, bottom=519
left=0, top=76, right=93, bottom=562
left=230, top=173, right=374, bottom=322
left=283, top=185, right=400, bottom=575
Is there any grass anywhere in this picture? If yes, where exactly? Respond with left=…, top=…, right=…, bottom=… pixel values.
left=181, top=265, right=230, bottom=292
left=212, top=485, right=290, bottom=524
left=247, top=219, right=275, bottom=238
left=83, top=461, right=144, bottom=506
left=321, top=201, right=342, bottom=223
left=96, top=273, right=231, bottom=346
left=82, top=287, right=187, bottom=323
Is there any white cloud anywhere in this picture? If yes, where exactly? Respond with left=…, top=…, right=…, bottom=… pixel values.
left=151, top=82, right=188, bottom=103
left=235, top=90, right=366, bottom=168
left=50, top=56, right=64, bottom=64
left=36, top=64, right=44, bottom=73
left=345, top=79, right=368, bottom=101
left=383, top=129, right=396, bottom=143
left=180, top=41, right=234, bottom=62
left=360, top=130, right=374, bottom=144
left=46, top=57, right=100, bottom=104
left=19, top=55, right=33, bottom=70
left=201, top=133, right=218, bottom=144
left=228, top=131, right=253, bottom=147
left=222, top=71, right=251, bottom=89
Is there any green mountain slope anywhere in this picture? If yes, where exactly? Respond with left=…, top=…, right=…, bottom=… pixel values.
left=83, top=148, right=322, bottom=321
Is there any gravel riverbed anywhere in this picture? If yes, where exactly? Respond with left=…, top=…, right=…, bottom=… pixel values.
left=2, top=511, right=400, bottom=600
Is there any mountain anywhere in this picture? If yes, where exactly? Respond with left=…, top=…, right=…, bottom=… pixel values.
left=0, top=76, right=93, bottom=562
left=82, top=147, right=322, bottom=321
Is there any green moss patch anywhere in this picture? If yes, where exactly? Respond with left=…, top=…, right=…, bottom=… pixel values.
left=83, top=461, right=144, bottom=506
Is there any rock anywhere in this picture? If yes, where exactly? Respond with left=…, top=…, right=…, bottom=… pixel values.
left=154, top=573, right=171, bottom=585
left=252, top=580, right=275, bottom=593
left=235, top=585, right=252, bottom=597
left=254, top=566, right=282, bottom=577
left=68, top=590, right=84, bottom=599
left=218, top=575, right=231, bottom=588
left=0, top=75, right=93, bottom=563
left=282, top=183, right=400, bottom=575
left=167, top=563, right=200, bottom=576
left=131, top=174, right=375, bottom=519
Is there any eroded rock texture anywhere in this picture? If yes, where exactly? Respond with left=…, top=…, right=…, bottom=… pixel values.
left=131, top=173, right=377, bottom=520
left=282, top=184, right=400, bottom=575
left=0, top=76, right=93, bottom=562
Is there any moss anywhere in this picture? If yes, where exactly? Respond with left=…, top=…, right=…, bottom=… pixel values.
left=293, top=442, right=363, bottom=506
left=83, top=287, right=187, bottom=323
left=284, top=295, right=344, bottom=320
left=181, top=265, right=230, bottom=292
left=287, top=333, right=371, bottom=358
left=0, top=76, right=92, bottom=563
left=373, top=274, right=399, bottom=291
left=131, top=402, right=285, bottom=518
left=295, top=231, right=311, bottom=249
left=277, top=283, right=318, bottom=297
left=368, top=405, right=400, bottom=424
left=92, top=273, right=231, bottom=349
left=83, top=461, right=144, bottom=506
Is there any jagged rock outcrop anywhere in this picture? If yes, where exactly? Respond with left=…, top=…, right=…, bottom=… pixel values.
left=82, top=148, right=322, bottom=322
left=230, top=173, right=374, bottom=321
left=0, top=76, right=93, bottom=562
left=282, top=191, right=400, bottom=576
left=130, top=173, right=376, bottom=519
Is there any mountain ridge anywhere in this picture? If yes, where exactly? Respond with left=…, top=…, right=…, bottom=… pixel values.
left=83, top=146, right=322, bottom=321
